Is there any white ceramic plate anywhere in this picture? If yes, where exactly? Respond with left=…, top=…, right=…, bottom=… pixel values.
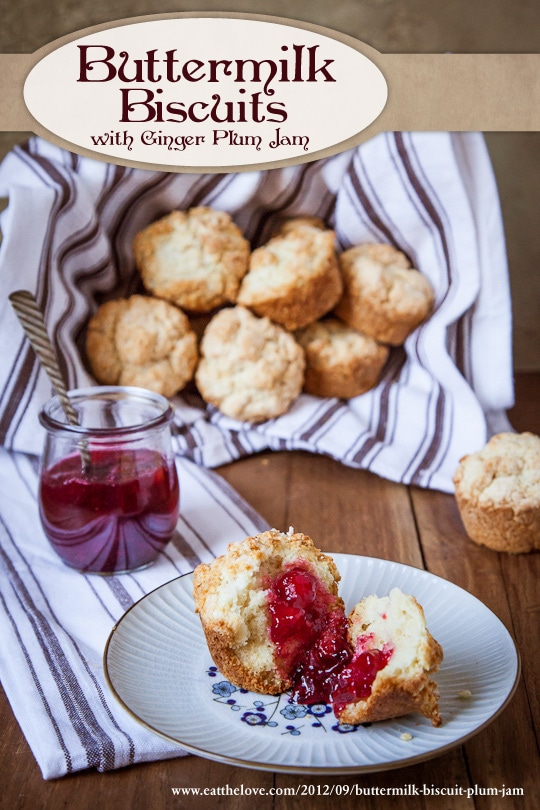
left=104, top=554, right=520, bottom=774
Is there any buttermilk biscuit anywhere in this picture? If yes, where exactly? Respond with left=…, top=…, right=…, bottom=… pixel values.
left=453, top=432, right=540, bottom=553
left=86, top=295, right=198, bottom=398
left=193, top=529, right=343, bottom=694
left=335, top=243, right=435, bottom=345
left=336, top=589, right=443, bottom=727
left=273, top=215, right=327, bottom=236
left=237, top=225, right=343, bottom=331
left=195, top=306, right=305, bottom=423
left=295, top=318, right=389, bottom=399
left=133, top=207, right=250, bottom=313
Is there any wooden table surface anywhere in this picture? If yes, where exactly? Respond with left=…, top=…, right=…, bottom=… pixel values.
left=1, top=374, right=539, bottom=809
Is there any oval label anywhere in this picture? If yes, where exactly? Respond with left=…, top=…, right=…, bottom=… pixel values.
left=23, top=16, right=387, bottom=171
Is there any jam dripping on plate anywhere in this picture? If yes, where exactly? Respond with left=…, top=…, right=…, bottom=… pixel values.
left=266, top=563, right=393, bottom=716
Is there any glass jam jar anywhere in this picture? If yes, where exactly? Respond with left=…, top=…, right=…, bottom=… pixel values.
left=38, top=386, right=179, bottom=574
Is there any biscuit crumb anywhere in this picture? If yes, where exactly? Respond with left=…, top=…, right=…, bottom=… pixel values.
left=458, top=690, right=473, bottom=700
left=400, top=732, right=413, bottom=741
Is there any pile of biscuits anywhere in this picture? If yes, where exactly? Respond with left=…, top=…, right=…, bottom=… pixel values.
left=85, top=206, right=435, bottom=422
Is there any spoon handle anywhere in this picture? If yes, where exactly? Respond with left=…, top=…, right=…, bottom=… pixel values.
left=9, top=290, right=90, bottom=471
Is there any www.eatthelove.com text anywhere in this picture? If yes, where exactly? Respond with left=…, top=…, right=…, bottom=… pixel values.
left=170, top=783, right=525, bottom=798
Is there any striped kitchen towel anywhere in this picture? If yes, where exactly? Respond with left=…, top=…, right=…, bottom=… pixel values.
left=0, top=132, right=513, bottom=493
left=0, top=446, right=269, bottom=778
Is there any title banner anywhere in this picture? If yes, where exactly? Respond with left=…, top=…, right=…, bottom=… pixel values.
left=23, top=16, right=387, bottom=170
left=0, top=13, right=538, bottom=173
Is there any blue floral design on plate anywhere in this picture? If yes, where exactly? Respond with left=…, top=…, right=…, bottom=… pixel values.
left=212, top=680, right=237, bottom=698
left=207, top=663, right=357, bottom=735
left=280, top=704, right=308, bottom=720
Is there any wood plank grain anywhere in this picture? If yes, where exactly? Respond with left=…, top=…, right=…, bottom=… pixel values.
left=0, top=730, right=276, bottom=809
left=152, top=755, right=275, bottom=809
left=500, top=552, right=540, bottom=741
left=412, top=488, right=539, bottom=809
left=284, top=451, right=424, bottom=567
left=218, top=451, right=291, bottom=531
left=219, top=450, right=426, bottom=567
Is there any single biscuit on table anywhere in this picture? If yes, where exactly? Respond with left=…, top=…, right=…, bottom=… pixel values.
left=86, top=294, right=198, bottom=398
left=237, top=225, right=343, bottom=331
left=295, top=318, right=389, bottom=399
left=195, top=306, right=305, bottom=423
left=133, top=207, right=250, bottom=313
left=193, top=529, right=344, bottom=695
left=335, top=243, right=434, bottom=345
left=335, top=589, right=443, bottom=727
left=453, top=432, right=540, bottom=554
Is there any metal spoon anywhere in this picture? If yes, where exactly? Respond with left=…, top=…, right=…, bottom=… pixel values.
left=9, top=289, right=90, bottom=472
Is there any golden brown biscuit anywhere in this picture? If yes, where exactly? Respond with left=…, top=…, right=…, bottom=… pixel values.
left=295, top=318, right=389, bottom=398
left=335, top=243, right=434, bottom=345
left=133, top=207, right=250, bottom=313
left=193, top=529, right=343, bottom=695
left=453, top=432, right=540, bottom=553
left=86, top=295, right=198, bottom=398
left=237, top=225, right=343, bottom=330
left=336, top=589, right=443, bottom=727
left=195, top=306, right=305, bottom=423
left=273, top=215, right=327, bottom=236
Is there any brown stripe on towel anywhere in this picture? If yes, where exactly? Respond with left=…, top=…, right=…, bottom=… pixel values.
left=0, top=588, right=74, bottom=773
left=0, top=524, right=117, bottom=771
left=394, top=133, right=455, bottom=483
left=0, top=143, right=76, bottom=443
